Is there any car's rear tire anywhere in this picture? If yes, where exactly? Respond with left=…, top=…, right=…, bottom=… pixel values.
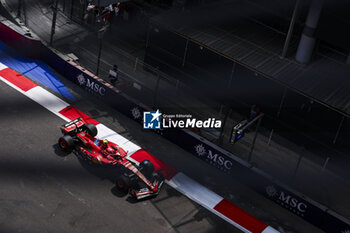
left=58, top=135, right=74, bottom=154
left=85, top=123, right=97, bottom=137
left=115, top=174, right=131, bottom=193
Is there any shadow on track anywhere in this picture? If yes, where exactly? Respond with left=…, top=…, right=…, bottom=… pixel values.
left=53, top=142, right=128, bottom=199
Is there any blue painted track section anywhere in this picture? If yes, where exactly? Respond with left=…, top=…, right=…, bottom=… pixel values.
left=0, top=41, right=74, bottom=100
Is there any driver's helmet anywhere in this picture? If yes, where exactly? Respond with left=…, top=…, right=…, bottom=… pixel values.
left=101, top=139, right=108, bottom=148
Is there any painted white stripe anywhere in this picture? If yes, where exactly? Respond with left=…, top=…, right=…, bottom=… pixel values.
left=0, top=63, right=8, bottom=71
left=96, top=124, right=141, bottom=160
left=166, top=172, right=253, bottom=233
left=166, top=172, right=223, bottom=209
left=122, top=140, right=142, bottom=155
left=25, top=86, right=71, bottom=122
left=0, top=75, right=68, bottom=122
left=262, top=226, right=280, bottom=233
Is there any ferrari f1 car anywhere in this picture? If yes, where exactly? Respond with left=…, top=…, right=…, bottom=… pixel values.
left=58, top=118, right=164, bottom=200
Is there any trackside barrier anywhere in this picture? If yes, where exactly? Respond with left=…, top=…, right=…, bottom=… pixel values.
left=0, top=18, right=349, bottom=233
left=0, top=19, right=42, bottom=58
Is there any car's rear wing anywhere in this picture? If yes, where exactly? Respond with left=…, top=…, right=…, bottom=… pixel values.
left=61, top=117, right=85, bottom=134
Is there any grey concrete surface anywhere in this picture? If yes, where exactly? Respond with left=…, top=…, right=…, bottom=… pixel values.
left=0, top=80, right=236, bottom=233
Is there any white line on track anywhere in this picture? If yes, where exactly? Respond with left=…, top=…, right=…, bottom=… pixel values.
left=26, top=86, right=71, bottom=122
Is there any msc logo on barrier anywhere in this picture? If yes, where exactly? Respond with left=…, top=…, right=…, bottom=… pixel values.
left=143, top=110, right=161, bottom=129
left=266, top=185, right=308, bottom=216
left=77, top=74, right=106, bottom=96
left=77, top=74, right=86, bottom=86
left=194, top=144, right=233, bottom=171
left=131, top=107, right=141, bottom=120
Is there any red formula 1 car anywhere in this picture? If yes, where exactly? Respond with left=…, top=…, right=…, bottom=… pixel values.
left=58, top=118, right=164, bottom=200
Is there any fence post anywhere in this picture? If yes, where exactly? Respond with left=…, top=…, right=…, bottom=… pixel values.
left=277, top=88, right=287, bottom=118
left=62, top=0, right=66, bottom=13
left=17, top=0, right=22, bottom=18
left=228, top=62, right=236, bottom=88
left=96, top=26, right=107, bottom=75
left=267, top=129, right=274, bottom=146
left=293, top=153, right=303, bottom=183
left=182, top=39, right=189, bottom=67
left=333, top=116, right=345, bottom=144
left=70, top=0, right=74, bottom=19
left=248, top=114, right=263, bottom=162
left=218, top=107, right=232, bottom=145
left=96, top=37, right=102, bottom=75
left=153, top=71, right=160, bottom=108
left=219, top=105, right=224, bottom=116
left=50, top=0, right=59, bottom=46
left=146, top=26, right=150, bottom=48
left=281, top=0, right=301, bottom=58
left=322, top=157, right=330, bottom=171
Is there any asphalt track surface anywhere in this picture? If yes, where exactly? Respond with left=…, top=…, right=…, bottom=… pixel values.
left=0, top=67, right=325, bottom=233
left=0, top=73, right=239, bottom=233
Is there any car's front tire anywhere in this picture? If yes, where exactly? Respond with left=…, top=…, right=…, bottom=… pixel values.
left=139, top=160, right=155, bottom=179
left=153, top=171, right=165, bottom=182
left=58, top=135, right=74, bottom=154
left=85, top=123, right=97, bottom=137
